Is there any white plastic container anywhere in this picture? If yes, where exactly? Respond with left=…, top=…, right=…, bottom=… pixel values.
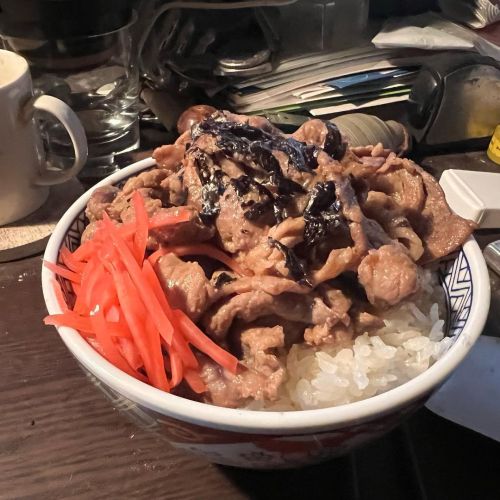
left=439, top=169, right=500, bottom=228
left=277, top=0, right=370, bottom=55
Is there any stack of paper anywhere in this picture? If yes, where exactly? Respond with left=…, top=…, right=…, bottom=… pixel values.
left=224, top=45, right=437, bottom=117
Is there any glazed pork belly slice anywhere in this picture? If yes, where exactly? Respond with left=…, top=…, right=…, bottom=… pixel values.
left=352, top=310, right=385, bottom=335
left=234, top=217, right=306, bottom=278
left=152, top=143, right=185, bottom=171
left=149, top=206, right=215, bottom=248
left=221, top=110, right=283, bottom=135
left=120, top=168, right=187, bottom=209
left=369, top=156, right=426, bottom=215
left=303, top=286, right=353, bottom=346
left=199, top=283, right=354, bottom=407
left=115, top=177, right=214, bottom=247
left=307, top=170, right=393, bottom=285
left=177, top=105, right=217, bottom=134
left=101, top=203, right=214, bottom=249
left=350, top=143, right=392, bottom=169
left=82, top=185, right=120, bottom=242
left=306, top=171, right=421, bottom=306
left=85, top=169, right=172, bottom=223
left=82, top=182, right=167, bottom=243
left=215, top=184, right=270, bottom=254
left=152, top=105, right=215, bottom=169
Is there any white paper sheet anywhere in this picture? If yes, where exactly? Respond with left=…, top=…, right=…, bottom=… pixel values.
left=426, top=335, right=500, bottom=442
left=372, top=12, right=500, bottom=61
left=309, top=94, right=409, bottom=116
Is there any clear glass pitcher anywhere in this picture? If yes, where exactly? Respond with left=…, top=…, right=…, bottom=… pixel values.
left=1, top=11, right=140, bottom=179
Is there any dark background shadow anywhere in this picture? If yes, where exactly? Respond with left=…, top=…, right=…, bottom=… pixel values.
left=219, top=409, right=500, bottom=500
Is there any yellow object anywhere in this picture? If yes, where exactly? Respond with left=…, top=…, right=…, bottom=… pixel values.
left=488, top=125, right=500, bottom=165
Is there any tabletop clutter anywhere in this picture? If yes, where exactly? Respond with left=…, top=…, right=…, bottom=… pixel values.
left=0, top=0, right=500, bottom=473
left=1, top=0, right=499, bottom=177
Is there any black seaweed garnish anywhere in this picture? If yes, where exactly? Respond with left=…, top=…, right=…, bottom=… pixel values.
left=231, top=175, right=253, bottom=196
left=214, top=272, right=236, bottom=289
left=244, top=200, right=273, bottom=221
left=231, top=175, right=292, bottom=224
left=304, top=181, right=337, bottom=213
left=322, top=122, right=346, bottom=160
left=272, top=195, right=290, bottom=224
left=303, top=181, right=343, bottom=246
left=277, top=177, right=306, bottom=196
left=303, top=144, right=321, bottom=169
left=268, top=237, right=311, bottom=286
left=194, top=117, right=321, bottom=174
left=193, top=149, right=228, bottom=224
left=248, top=142, right=307, bottom=199
left=191, top=117, right=346, bottom=228
left=249, top=141, right=282, bottom=180
left=241, top=199, right=255, bottom=208
left=280, top=138, right=317, bottom=172
left=231, top=175, right=274, bottom=200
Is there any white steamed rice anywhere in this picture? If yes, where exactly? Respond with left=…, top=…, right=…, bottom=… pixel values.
left=247, top=269, right=453, bottom=411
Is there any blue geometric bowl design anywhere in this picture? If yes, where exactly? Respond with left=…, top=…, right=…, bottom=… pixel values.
left=438, top=250, right=472, bottom=338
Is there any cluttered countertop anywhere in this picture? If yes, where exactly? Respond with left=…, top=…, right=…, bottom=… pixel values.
left=1, top=149, right=499, bottom=500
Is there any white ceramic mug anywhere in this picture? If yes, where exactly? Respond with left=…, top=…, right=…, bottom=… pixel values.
left=0, top=49, right=87, bottom=225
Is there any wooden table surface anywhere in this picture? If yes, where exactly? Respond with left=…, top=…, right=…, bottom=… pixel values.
left=1, top=151, right=500, bottom=500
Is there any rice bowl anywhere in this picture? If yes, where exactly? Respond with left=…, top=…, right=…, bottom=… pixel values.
left=42, top=156, right=490, bottom=468
left=42, top=107, right=490, bottom=467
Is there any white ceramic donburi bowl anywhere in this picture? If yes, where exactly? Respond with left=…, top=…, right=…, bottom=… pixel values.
left=42, top=158, right=491, bottom=469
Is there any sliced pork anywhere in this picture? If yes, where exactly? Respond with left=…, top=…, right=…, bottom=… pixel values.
left=85, top=185, right=120, bottom=222
left=152, top=144, right=185, bottom=171
left=407, top=162, right=476, bottom=262
left=81, top=106, right=476, bottom=409
left=358, top=244, right=419, bottom=307
left=155, top=253, right=214, bottom=321
left=204, top=287, right=352, bottom=342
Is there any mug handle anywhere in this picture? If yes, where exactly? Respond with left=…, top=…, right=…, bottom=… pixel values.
left=28, top=94, right=88, bottom=186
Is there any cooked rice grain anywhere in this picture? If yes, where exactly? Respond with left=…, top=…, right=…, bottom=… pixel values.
left=247, top=270, right=453, bottom=411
